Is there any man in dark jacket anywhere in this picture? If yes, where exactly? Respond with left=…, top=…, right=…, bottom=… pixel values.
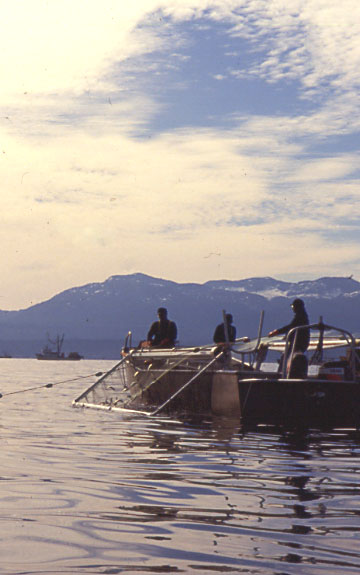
left=213, top=313, right=236, bottom=343
left=147, top=307, right=177, bottom=348
left=268, top=298, right=310, bottom=353
left=268, top=298, right=310, bottom=376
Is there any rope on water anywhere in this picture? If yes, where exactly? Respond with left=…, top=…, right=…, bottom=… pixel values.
left=0, top=371, right=103, bottom=399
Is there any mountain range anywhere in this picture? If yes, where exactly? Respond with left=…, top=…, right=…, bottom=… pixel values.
left=1, top=273, right=359, bottom=358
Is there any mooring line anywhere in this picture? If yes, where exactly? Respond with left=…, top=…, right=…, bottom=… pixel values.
left=0, top=371, right=103, bottom=399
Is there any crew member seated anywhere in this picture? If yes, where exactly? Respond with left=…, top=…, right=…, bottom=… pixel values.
left=146, top=307, right=177, bottom=348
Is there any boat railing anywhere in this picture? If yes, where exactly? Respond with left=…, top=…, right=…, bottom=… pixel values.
left=126, top=345, right=221, bottom=372
left=230, top=310, right=266, bottom=368
left=122, top=310, right=267, bottom=371
left=123, top=331, right=132, bottom=352
left=283, top=321, right=358, bottom=381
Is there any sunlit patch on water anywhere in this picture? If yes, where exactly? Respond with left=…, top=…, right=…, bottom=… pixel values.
left=0, top=359, right=360, bottom=574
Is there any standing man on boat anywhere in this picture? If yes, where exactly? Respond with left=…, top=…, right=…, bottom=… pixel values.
left=268, top=298, right=310, bottom=353
left=268, top=298, right=310, bottom=375
left=146, top=307, right=177, bottom=348
left=213, top=313, right=236, bottom=343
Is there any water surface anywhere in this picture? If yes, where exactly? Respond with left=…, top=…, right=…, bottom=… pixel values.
left=1, top=359, right=360, bottom=574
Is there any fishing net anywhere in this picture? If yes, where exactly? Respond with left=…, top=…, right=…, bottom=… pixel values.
left=73, top=360, right=140, bottom=412
left=73, top=347, right=221, bottom=414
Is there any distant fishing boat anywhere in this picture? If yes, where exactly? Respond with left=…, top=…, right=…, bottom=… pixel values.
left=36, top=334, right=83, bottom=360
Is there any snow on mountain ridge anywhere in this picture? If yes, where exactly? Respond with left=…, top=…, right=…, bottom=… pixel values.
left=222, top=281, right=360, bottom=300
left=223, top=287, right=289, bottom=299
left=38, top=274, right=360, bottom=308
left=256, top=288, right=291, bottom=299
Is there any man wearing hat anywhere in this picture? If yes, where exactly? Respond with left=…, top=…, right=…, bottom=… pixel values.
left=268, top=299, right=310, bottom=377
left=146, top=307, right=178, bottom=348
left=268, top=298, right=310, bottom=353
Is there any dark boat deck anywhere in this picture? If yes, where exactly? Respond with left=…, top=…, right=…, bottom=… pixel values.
left=237, top=377, right=360, bottom=426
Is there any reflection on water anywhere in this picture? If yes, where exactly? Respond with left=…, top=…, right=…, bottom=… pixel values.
left=0, top=359, right=360, bottom=574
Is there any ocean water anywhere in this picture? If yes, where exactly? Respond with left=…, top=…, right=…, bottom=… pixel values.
left=1, top=358, right=360, bottom=575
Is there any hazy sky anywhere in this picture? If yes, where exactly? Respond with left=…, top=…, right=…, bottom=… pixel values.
left=1, top=0, right=360, bottom=309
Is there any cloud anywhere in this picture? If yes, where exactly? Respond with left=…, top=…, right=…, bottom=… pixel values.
left=0, top=1, right=162, bottom=94
left=211, top=1, right=360, bottom=97
left=1, top=0, right=360, bottom=308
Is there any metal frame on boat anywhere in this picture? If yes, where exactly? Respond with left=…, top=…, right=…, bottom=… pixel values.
left=73, top=319, right=360, bottom=426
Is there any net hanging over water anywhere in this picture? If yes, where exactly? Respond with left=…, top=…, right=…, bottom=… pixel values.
left=72, top=346, right=226, bottom=415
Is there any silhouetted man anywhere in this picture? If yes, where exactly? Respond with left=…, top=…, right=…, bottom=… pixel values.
left=268, top=298, right=310, bottom=376
left=213, top=313, right=236, bottom=343
left=268, top=298, right=310, bottom=353
left=147, top=307, right=177, bottom=348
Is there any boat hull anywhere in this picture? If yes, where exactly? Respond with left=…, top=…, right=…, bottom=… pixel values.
left=237, top=378, right=360, bottom=426
left=36, top=356, right=82, bottom=360
left=123, top=362, right=360, bottom=425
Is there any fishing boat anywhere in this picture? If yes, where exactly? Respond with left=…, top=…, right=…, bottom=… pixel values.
left=73, top=318, right=360, bottom=426
left=36, top=334, right=83, bottom=360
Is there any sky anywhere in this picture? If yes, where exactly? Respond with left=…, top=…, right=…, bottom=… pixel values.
left=1, top=0, right=360, bottom=310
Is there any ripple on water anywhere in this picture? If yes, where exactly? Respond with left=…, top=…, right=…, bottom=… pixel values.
left=1, top=360, right=360, bottom=574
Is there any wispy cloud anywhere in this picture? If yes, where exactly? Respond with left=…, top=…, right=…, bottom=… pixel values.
left=1, top=0, right=360, bottom=308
